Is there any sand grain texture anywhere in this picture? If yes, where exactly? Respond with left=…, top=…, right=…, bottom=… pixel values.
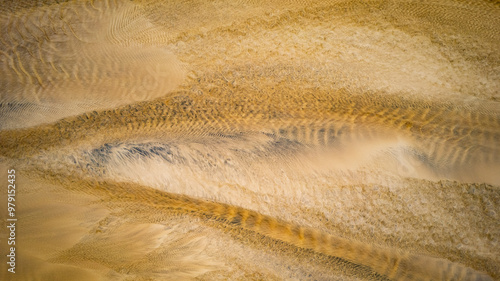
left=1, top=0, right=499, bottom=280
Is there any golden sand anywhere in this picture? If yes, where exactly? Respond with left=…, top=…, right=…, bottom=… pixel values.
left=1, top=0, right=499, bottom=280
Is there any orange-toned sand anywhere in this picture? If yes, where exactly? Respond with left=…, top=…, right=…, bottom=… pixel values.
left=1, top=0, right=499, bottom=280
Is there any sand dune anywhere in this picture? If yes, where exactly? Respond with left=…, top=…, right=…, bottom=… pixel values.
left=1, top=0, right=499, bottom=280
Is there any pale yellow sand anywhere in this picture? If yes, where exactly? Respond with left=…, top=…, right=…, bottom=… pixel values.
left=1, top=0, right=499, bottom=280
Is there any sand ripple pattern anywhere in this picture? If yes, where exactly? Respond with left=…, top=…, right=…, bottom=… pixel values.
left=1, top=0, right=499, bottom=280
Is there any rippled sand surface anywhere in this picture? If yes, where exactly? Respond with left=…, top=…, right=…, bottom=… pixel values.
left=1, top=0, right=499, bottom=280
